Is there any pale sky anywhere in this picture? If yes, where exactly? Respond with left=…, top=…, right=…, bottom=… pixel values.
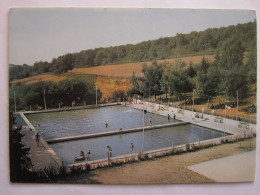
left=9, top=8, right=256, bottom=65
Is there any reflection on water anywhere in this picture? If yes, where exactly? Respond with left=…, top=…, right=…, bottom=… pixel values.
left=26, top=106, right=169, bottom=139
left=51, top=124, right=223, bottom=165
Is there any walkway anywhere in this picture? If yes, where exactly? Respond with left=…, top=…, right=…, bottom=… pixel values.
left=15, top=114, right=62, bottom=173
left=128, top=100, right=256, bottom=136
left=187, top=150, right=256, bottom=182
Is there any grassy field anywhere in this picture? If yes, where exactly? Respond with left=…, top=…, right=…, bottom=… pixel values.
left=69, top=55, right=215, bottom=77
left=11, top=74, right=68, bottom=85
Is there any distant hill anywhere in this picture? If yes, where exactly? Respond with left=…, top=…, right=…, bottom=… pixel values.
left=9, top=21, right=256, bottom=81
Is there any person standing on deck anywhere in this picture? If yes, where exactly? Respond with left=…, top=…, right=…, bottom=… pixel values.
left=35, top=133, right=40, bottom=146
left=168, top=114, right=170, bottom=123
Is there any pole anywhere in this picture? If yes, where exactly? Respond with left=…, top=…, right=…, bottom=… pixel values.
left=192, top=89, right=195, bottom=112
left=59, top=102, right=60, bottom=109
left=224, top=105, right=226, bottom=137
left=14, top=89, right=16, bottom=113
left=141, top=106, right=145, bottom=154
left=95, top=84, right=97, bottom=106
left=43, top=89, right=46, bottom=110
left=149, top=84, right=151, bottom=103
left=236, top=90, right=238, bottom=121
left=30, top=105, right=31, bottom=111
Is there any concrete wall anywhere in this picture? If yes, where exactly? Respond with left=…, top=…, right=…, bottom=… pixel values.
left=66, top=133, right=247, bottom=172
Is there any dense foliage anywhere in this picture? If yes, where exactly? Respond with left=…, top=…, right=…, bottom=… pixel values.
left=128, top=35, right=257, bottom=101
left=9, top=112, right=31, bottom=182
left=10, top=78, right=101, bottom=111
left=9, top=22, right=256, bottom=81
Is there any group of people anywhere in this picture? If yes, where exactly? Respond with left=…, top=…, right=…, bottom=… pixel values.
left=80, top=150, right=91, bottom=160
left=167, top=113, right=176, bottom=122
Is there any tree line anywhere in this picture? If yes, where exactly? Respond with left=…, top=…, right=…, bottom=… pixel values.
left=9, top=78, right=101, bottom=111
left=128, top=35, right=256, bottom=102
left=9, top=21, right=256, bottom=81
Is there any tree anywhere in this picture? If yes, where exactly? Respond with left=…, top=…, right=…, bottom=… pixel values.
left=196, top=58, right=220, bottom=97
left=246, top=48, right=257, bottom=85
left=142, top=61, right=165, bottom=98
left=53, top=53, right=75, bottom=74
left=9, top=112, right=31, bottom=182
left=214, top=36, right=248, bottom=98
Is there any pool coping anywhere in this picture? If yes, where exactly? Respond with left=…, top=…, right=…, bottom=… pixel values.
left=45, top=121, right=190, bottom=144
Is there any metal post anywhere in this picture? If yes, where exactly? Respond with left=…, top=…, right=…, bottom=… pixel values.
left=43, top=89, right=46, bottom=110
left=59, top=102, right=60, bottom=109
left=224, top=105, right=226, bottom=137
left=149, top=84, right=151, bottom=103
left=14, top=89, right=16, bottom=113
left=236, top=90, right=239, bottom=121
left=96, top=84, right=97, bottom=106
left=141, top=107, right=145, bottom=154
left=192, top=89, right=195, bottom=112
left=30, top=105, right=31, bottom=111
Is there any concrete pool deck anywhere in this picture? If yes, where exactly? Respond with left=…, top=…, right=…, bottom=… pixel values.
left=129, top=100, right=256, bottom=137
left=187, top=150, right=256, bottom=182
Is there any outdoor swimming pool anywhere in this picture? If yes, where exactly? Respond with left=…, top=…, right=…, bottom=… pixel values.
left=51, top=124, right=223, bottom=165
left=26, top=105, right=169, bottom=139
left=26, top=105, right=224, bottom=165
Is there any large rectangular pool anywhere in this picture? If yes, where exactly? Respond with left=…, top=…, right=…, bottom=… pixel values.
left=26, top=105, right=169, bottom=139
left=26, top=105, right=224, bottom=165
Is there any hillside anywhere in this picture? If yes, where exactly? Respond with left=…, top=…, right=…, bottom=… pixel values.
left=9, top=22, right=256, bottom=81
left=11, top=55, right=214, bottom=84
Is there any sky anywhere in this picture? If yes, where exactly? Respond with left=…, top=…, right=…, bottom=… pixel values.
left=9, top=8, right=256, bottom=65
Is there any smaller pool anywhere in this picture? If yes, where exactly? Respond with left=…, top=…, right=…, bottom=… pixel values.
left=50, top=124, right=224, bottom=165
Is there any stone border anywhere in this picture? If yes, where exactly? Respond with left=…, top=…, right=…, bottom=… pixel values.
left=66, top=133, right=246, bottom=171
left=46, top=122, right=189, bottom=144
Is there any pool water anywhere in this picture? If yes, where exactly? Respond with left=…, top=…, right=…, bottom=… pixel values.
left=26, top=106, right=169, bottom=139
left=26, top=105, right=224, bottom=165
left=50, top=124, right=223, bottom=165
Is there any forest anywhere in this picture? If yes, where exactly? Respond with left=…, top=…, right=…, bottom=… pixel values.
left=128, top=36, right=256, bottom=102
left=9, top=21, right=256, bottom=81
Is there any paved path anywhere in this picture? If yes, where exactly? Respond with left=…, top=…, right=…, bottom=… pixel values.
left=128, top=100, right=256, bottom=136
left=187, top=150, right=256, bottom=182
left=15, top=114, right=62, bottom=173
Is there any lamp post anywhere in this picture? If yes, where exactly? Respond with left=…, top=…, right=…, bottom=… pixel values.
left=236, top=90, right=239, bottom=121
left=192, top=89, right=195, bottom=112
left=43, top=89, right=46, bottom=110
left=95, top=84, right=97, bottom=106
